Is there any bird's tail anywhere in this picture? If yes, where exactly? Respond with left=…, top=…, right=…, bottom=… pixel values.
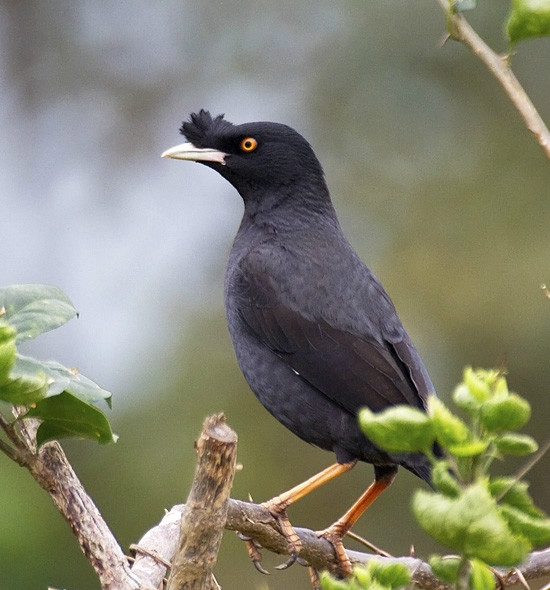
left=402, top=442, right=444, bottom=488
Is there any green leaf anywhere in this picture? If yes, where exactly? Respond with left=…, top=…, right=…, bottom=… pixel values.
left=489, top=478, right=544, bottom=518
left=452, top=383, right=481, bottom=414
left=428, top=396, right=470, bottom=446
left=463, top=367, right=493, bottom=402
left=499, top=504, right=550, bottom=546
left=320, top=571, right=351, bottom=590
left=352, top=565, right=373, bottom=588
left=0, top=284, right=77, bottom=343
left=0, top=371, right=49, bottom=405
left=480, top=393, right=531, bottom=432
left=507, top=0, right=550, bottom=44
left=0, top=349, right=50, bottom=405
left=469, top=558, right=496, bottom=590
left=428, top=554, right=461, bottom=583
left=447, top=438, right=489, bottom=457
left=24, top=391, right=117, bottom=446
left=431, top=460, right=462, bottom=497
left=15, top=355, right=112, bottom=406
left=358, top=406, right=434, bottom=453
left=412, top=480, right=530, bottom=565
left=493, top=433, right=538, bottom=455
left=0, top=354, right=112, bottom=408
left=428, top=555, right=462, bottom=584
left=0, top=321, right=17, bottom=386
left=370, top=561, right=411, bottom=588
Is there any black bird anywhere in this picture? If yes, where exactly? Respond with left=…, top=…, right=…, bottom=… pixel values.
left=162, top=110, right=434, bottom=575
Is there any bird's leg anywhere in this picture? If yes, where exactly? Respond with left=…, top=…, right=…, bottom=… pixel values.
left=308, top=566, right=321, bottom=590
left=317, top=469, right=397, bottom=577
left=261, top=461, right=357, bottom=563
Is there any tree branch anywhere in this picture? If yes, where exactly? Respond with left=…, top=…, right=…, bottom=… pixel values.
left=1, top=411, right=140, bottom=590
left=4, top=408, right=550, bottom=589
left=436, top=0, right=550, bottom=161
left=166, top=413, right=237, bottom=590
left=225, top=500, right=448, bottom=589
left=25, top=439, right=140, bottom=590
left=131, top=494, right=550, bottom=590
left=133, top=494, right=550, bottom=589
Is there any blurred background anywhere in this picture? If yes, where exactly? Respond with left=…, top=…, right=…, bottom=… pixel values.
left=1, top=1, right=550, bottom=589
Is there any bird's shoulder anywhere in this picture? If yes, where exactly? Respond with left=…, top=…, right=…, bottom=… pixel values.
left=227, top=227, right=398, bottom=337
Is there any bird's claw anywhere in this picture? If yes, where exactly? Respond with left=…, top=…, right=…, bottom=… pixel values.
left=239, top=502, right=306, bottom=576
left=252, top=556, right=270, bottom=576
left=274, top=552, right=297, bottom=570
left=274, top=550, right=309, bottom=570
left=237, top=531, right=270, bottom=575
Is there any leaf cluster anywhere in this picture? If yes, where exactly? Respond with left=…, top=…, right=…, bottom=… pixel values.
left=355, top=368, right=550, bottom=590
left=321, top=560, right=410, bottom=590
left=0, top=284, right=115, bottom=446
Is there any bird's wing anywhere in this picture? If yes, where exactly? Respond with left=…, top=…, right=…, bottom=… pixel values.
left=233, top=252, right=434, bottom=416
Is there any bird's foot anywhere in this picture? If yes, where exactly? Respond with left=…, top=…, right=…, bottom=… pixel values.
left=316, top=524, right=352, bottom=578
left=261, top=499, right=303, bottom=567
left=237, top=501, right=305, bottom=575
left=236, top=532, right=270, bottom=575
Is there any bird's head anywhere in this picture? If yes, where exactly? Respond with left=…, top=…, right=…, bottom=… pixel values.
left=162, top=110, right=330, bottom=214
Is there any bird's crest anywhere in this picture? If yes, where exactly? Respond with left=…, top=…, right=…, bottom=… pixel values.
left=180, top=110, right=234, bottom=148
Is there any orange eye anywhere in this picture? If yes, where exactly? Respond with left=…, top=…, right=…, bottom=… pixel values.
left=240, top=137, right=258, bottom=152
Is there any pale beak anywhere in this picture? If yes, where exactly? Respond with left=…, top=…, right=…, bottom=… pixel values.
left=161, top=142, right=227, bottom=165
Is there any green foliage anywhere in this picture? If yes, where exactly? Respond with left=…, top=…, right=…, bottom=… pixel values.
left=320, top=560, right=410, bottom=590
left=351, top=368, right=550, bottom=590
left=469, top=558, right=496, bottom=590
left=0, top=284, right=77, bottom=344
left=25, top=391, right=116, bottom=446
left=358, top=406, right=433, bottom=453
left=0, top=284, right=115, bottom=447
left=413, top=480, right=530, bottom=565
left=507, top=0, right=550, bottom=44
left=428, top=555, right=462, bottom=584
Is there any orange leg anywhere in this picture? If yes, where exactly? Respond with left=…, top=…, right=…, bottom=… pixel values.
left=261, top=461, right=357, bottom=558
left=318, top=470, right=397, bottom=577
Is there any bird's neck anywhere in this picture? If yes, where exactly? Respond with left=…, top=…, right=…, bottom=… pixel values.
left=241, top=179, right=337, bottom=229
left=239, top=196, right=341, bottom=245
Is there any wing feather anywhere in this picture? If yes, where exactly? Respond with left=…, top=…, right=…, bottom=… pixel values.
left=234, top=254, right=433, bottom=416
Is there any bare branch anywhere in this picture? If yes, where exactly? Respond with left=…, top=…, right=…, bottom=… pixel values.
left=435, top=0, right=550, bottom=161
left=0, top=411, right=140, bottom=590
left=133, top=493, right=550, bottom=590
left=224, top=499, right=450, bottom=589
left=130, top=504, right=185, bottom=589
left=166, top=413, right=238, bottom=590
left=26, top=440, right=140, bottom=590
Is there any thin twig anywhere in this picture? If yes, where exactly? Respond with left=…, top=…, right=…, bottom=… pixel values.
left=0, top=437, right=20, bottom=463
left=0, top=411, right=27, bottom=451
left=435, top=0, right=550, bottom=161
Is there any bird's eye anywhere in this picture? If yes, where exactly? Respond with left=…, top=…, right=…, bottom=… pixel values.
left=240, top=137, right=258, bottom=153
